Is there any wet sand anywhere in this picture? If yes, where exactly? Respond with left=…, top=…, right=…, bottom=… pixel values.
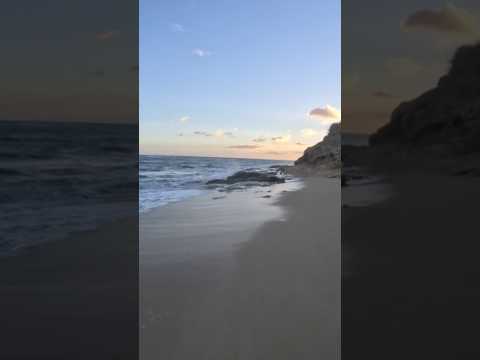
left=141, top=177, right=340, bottom=359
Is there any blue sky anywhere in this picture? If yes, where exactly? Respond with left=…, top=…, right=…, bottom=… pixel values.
left=140, top=0, right=340, bottom=159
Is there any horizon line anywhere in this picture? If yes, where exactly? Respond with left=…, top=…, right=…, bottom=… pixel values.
left=139, top=153, right=293, bottom=162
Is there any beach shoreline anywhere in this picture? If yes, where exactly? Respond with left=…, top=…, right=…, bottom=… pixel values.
left=1, top=169, right=340, bottom=359
left=141, top=174, right=340, bottom=359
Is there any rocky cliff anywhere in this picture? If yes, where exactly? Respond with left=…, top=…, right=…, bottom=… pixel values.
left=295, top=122, right=340, bottom=169
left=370, top=43, right=480, bottom=156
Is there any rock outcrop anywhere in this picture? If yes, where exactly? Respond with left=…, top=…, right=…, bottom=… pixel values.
left=206, top=171, right=285, bottom=185
left=370, top=43, right=480, bottom=156
left=295, top=122, right=340, bottom=169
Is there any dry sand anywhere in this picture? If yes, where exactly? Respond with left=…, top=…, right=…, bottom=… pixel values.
left=141, top=177, right=340, bottom=359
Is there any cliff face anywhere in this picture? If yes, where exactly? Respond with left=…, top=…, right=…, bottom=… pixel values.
left=370, top=43, right=480, bottom=155
left=295, top=123, right=340, bottom=168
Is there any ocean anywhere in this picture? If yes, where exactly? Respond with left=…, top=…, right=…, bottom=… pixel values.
left=0, top=121, right=138, bottom=256
left=0, top=120, right=292, bottom=255
left=140, top=155, right=292, bottom=212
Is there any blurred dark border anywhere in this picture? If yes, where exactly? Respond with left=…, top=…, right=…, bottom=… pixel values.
left=342, top=1, right=480, bottom=358
left=0, top=1, right=138, bottom=359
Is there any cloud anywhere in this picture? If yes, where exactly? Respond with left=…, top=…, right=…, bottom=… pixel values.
left=309, top=105, right=341, bottom=121
left=296, top=142, right=306, bottom=146
left=252, top=137, right=267, bottom=143
left=402, top=4, right=477, bottom=34
left=372, top=90, right=395, bottom=98
left=193, top=131, right=213, bottom=137
left=179, top=116, right=190, bottom=124
left=300, top=128, right=318, bottom=139
left=170, top=23, right=185, bottom=33
left=193, top=129, right=235, bottom=138
left=95, top=31, right=116, bottom=41
left=263, top=151, right=284, bottom=155
left=262, top=150, right=298, bottom=156
left=192, top=48, right=212, bottom=57
left=271, top=135, right=291, bottom=144
left=228, top=145, right=262, bottom=149
left=177, top=133, right=184, bottom=137
left=214, top=129, right=235, bottom=138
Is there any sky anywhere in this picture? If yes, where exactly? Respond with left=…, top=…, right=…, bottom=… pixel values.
left=342, top=0, right=480, bottom=134
left=140, top=0, right=341, bottom=160
left=0, top=0, right=138, bottom=123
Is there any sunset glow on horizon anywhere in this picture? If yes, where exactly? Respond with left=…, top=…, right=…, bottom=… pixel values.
left=140, top=0, right=340, bottom=160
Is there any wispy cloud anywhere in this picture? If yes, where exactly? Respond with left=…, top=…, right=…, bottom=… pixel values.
left=271, top=135, right=291, bottom=144
left=192, top=48, right=212, bottom=57
left=228, top=145, right=262, bottom=149
left=213, top=129, right=234, bottom=138
left=193, top=129, right=235, bottom=138
left=170, top=23, right=185, bottom=33
left=179, top=116, right=190, bottom=124
left=262, top=150, right=297, bottom=156
left=296, top=142, right=306, bottom=146
left=402, top=4, right=477, bottom=35
left=193, top=131, right=213, bottom=137
left=309, top=105, right=341, bottom=120
left=252, top=137, right=267, bottom=143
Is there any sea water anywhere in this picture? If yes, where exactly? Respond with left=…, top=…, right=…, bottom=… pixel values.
left=140, top=155, right=291, bottom=212
left=0, top=121, right=137, bottom=255
left=0, top=121, right=292, bottom=255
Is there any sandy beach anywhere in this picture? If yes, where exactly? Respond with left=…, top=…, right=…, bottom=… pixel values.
left=141, top=176, right=340, bottom=359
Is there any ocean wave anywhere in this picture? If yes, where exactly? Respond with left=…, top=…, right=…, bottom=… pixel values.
left=140, top=155, right=292, bottom=212
left=0, top=121, right=138, bottom=256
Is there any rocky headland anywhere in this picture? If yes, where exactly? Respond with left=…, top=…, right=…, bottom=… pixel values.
left=285, top=122, right=341, bottom=177
left=360, top=42, right=480, bottom=174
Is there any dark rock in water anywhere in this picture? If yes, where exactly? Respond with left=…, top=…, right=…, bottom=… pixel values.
left=212, top=195, right=227, bottom=200
left=206, top=179, right=228, bottom=185
left=295, top=123, right=340, bottom=169
left=206, top=170, right=285, bottom=185
left=370, top=43, right=480, bottom=156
